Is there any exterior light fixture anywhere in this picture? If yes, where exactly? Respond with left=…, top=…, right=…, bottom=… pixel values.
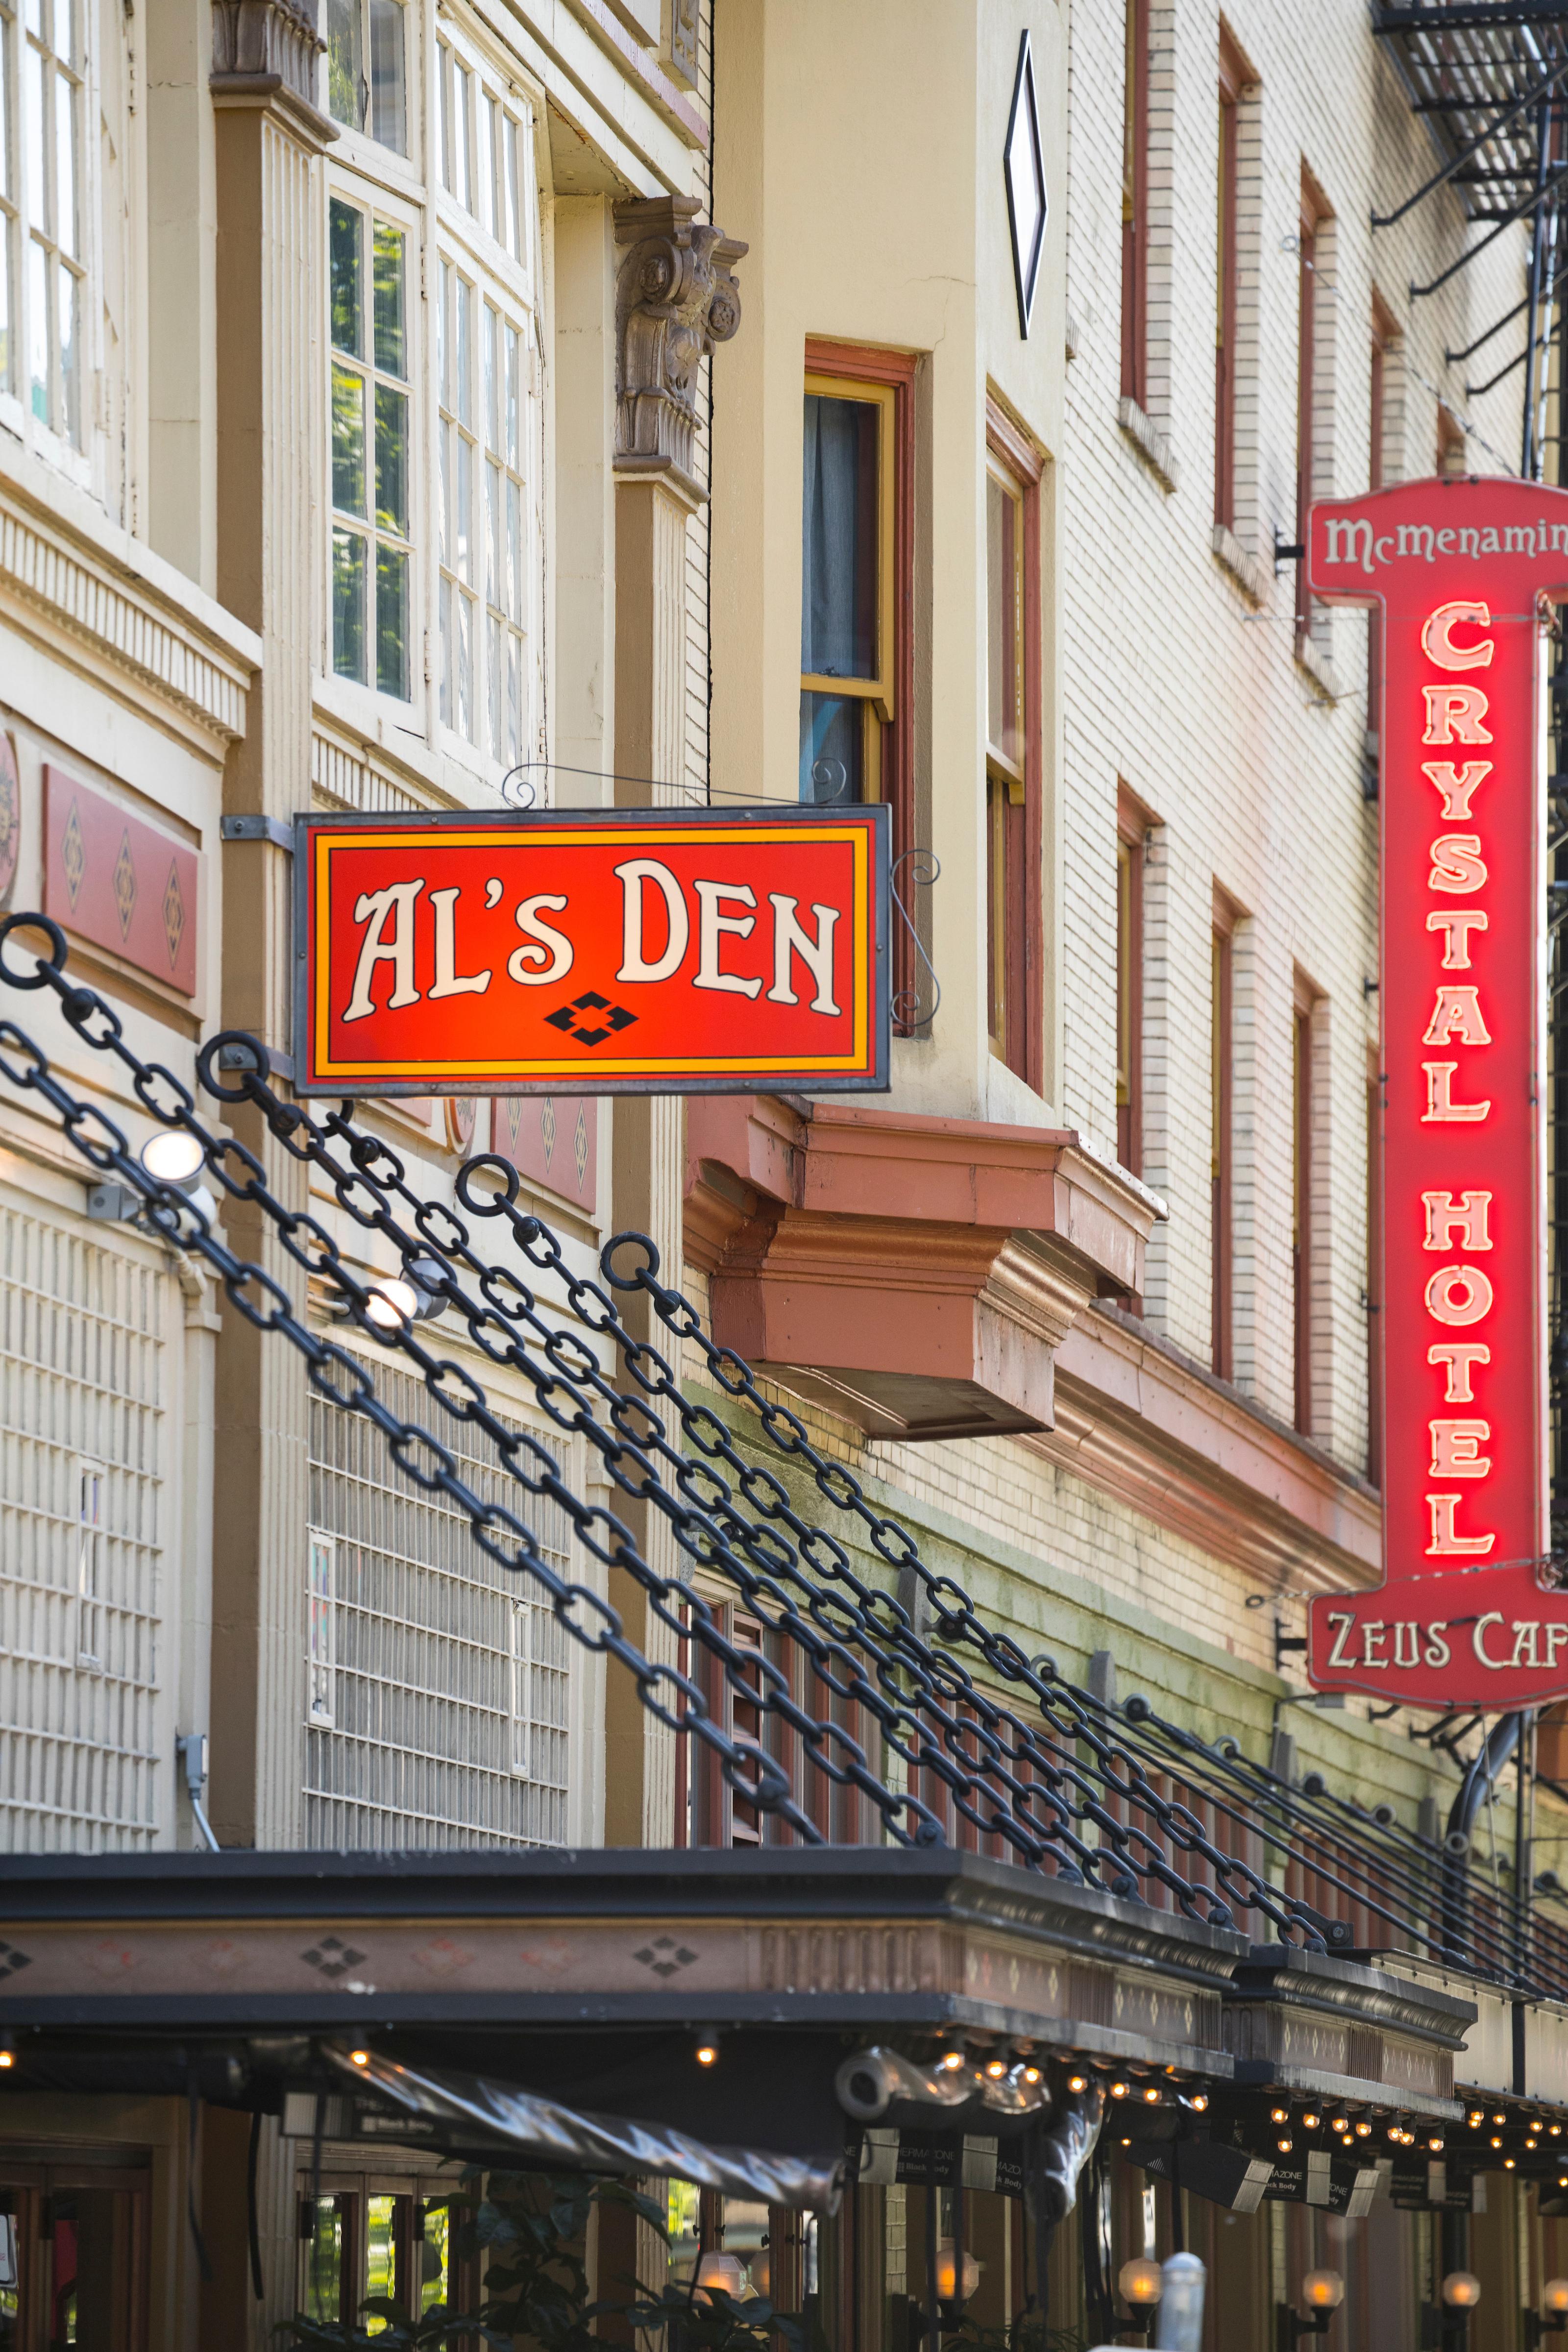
left=985, top=2059, right=1008, bottom=2080
left=694, top=2030, right=721, bottom=2068
left=1441, top=2272, right=1482, bottom=2310
left=1277, top=2137, right=1294, bottom=2154
left=1142, top=2086, right=1162, bottom=2105
left=1429, top=2136, right=1445, bottom=2152
left=1188, top=2093, right=1209, bottom=2113
left=349, top=2049, right=370, bottom=2067
left=141, top=1129, right=206, bottom=1186
left=1067, top=2074, right=1088, bottom=2094
left=1301, top=2112, right=1320, bottom=2129
left=1278, top=2267, right=1345, bottom=2342
left=1504, top=2157, right=1517, bottom=2170
left=1270, top=2106, right=1289, bottom=2124
left=1302, top=2271, right=1346, bottom=2312
left=1118, top=2257, right=1163, bottom=2309
left=1491, top=2136, right=1504, bottom=2150
left=938, top=2049, right=966, bottom=2073
left=1553, top=2125, right=1564, bottom=2137
left=935, top=2241, right=982, bottom=2305
left=1494, top=2113, right=1507, bottom=2126
left=1022, top=2066, right=1042, bottom=2085
left=363, top=1256, right=447, bottom=1331
left=0, top=2050, right=12, bottom=2071
left=1109, top=2082, right=1129, bottom=2100
left=1544, top=2279, right=1568, bottom=2317
left=1354, top=2120, right=1372, bottom=2138
left=1329, top=2115, right=1349, bottom=2133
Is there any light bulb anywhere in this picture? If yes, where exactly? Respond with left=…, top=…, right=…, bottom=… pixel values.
left=1301, top=2270, right=1345, bottom=2313
left=1067, top=2074, right=1088, bottom=2094
left=1189, top=2093, right=1209, bottom=2112
left=1441, top=2272, right=1482, bottom=2311
left=365, top=1277, right=419, bottom=1329
left=0, top=2051, right=12, bottom=2070
left=349, top=2048, right=370, bottom=2066
left=1494, top=2113, right=1506, bottom=2126
left=986, top=2060, right=1008, bottom=2079
left=1553, top=2125, right=1563, bottom=2137
left=1143, top=2087, right=1162, bottom=2105
left=934, top=2243, right=981, bottom=2303
left=1354, top=2121, right=1372, bottom=2138
left=1118, top=2258, right=1163, bottom=2308
left=1546, top=2281, right=1568, bottom=2319
left=1277, top=2137, right=1294, bottom=2154
left=1491, top=2136, right=1504, bottom=2150
left=1270, top=2106, right=1289, bottom=2124
left=1301, top=2112, right=1320, bottom=2130
left=1110, top=2082, right=1129, bottom=2100
left=694, top=2252, right=748, bottom=2304
left=938, top=2049, right=966, bottom=2072
left=1429, top=2137, right=1445, bottom=2152
left=1023, top=2066, right=1042, bottom=2085
left=694, top=2032, right=720, bottom=2068
left=1329, top=2117, right=1348, bottom=2134
left=141, top=1128, right=206, bottom=1186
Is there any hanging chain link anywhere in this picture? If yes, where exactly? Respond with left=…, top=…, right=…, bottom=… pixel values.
left=0, top=912, right=1342, bottom=1946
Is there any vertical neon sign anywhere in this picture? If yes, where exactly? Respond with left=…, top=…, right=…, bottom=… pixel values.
left=1308, top=479, right=1564, bottom=1706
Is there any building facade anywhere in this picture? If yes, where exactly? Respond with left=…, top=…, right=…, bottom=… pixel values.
left=4, top=0, right=1568, bottom=2346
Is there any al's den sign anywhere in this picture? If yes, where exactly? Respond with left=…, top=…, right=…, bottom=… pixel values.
left=295, top=804, right=890, bottom=1098
left=1308, top=477, right=1564, bottom=1709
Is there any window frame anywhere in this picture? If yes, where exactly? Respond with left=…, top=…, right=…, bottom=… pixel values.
left=307, top=1528, right=336, bottom=1730
left=1214, top=30, right=1244, bottom=530
left=324, top=0, right=411, bottom=158
left=799, top=367, right=896, bottom=805
left=1116, top=791, right=1147, bottom=1182
left=984, top=394, right=1044, bottom=1092
left=1293, top=979, right=1318, bottom=1437
left=1295, top=169, right=1331, bottom=650
left=0, top=0, right=97, bottom=485
left=801, top=338, right=917, bottom=1014
left=325, top=172, right=422, bottom=719
left=1212, top=894, right=1236, bottom=1380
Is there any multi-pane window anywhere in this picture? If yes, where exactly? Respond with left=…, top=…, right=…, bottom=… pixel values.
left=799, top=377, right=892, bottom=804
left=985, top=460, right=1024, bottom=1066
left=438, top=37, right=528, bottom=264
left=438, top=253, right=477, bottom=735
left=484, top=301, right=527, bottom=767
left=0, top=0, right=85, bottom=442
left=324, top=0, right=407, bottom=153
left=330, top=195, right=413, bottom=701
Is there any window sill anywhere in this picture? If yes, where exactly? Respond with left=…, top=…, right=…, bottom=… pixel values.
left=1117, top=396, right=1180, bottom=494
left=1210, top=524, right=1271, bottom=609
left=1295, top=630, right=1338, bottom=703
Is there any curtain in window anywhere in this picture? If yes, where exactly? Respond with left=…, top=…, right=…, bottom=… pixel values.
left=800, top=394, right=876, bottom=680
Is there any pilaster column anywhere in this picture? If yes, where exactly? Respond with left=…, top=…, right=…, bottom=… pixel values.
left=605, top=195, right=744, bottom=1848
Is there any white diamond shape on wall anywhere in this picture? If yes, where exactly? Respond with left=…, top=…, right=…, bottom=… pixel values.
left=1004, top=30, right=1048, bottom=338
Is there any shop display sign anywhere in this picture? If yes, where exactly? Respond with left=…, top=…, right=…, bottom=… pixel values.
left=1307, top=480, right=1568, bottom=1706
left=295, top=805, right=890, bottom=1097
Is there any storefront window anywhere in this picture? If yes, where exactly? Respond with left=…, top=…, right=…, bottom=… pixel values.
left=0, top=2159, right=148, bottom=2349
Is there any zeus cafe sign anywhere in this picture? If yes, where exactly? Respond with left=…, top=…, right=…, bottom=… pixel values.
left=1308, top=477, right=1568, bottom=1709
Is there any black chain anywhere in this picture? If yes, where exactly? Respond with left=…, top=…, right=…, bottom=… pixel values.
left=0, top=912, right=1371, bottom=1948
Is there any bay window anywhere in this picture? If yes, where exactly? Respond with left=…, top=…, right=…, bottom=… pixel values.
left=325, top=0, right=407, bottom=154
left=330, top=195, right=412, bottom=700
left=0, top=0, right=86, bottom=447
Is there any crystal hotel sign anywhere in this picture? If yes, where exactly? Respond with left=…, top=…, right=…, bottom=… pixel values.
left=1307, top=479, right=1567, bottom=1705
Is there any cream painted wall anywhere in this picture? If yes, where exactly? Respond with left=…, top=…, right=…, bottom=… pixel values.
left=711, top=0, right=1071, bottom=1127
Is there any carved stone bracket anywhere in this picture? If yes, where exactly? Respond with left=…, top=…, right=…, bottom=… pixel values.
left=211, top=0, right=336, bottom=143
left=614, top=194, right=745, bottom=502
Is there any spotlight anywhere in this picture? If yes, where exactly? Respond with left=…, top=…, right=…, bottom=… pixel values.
left=694, top=2030, right=720, bottom=2068
left=365, top=1276, right=421, bottom=1330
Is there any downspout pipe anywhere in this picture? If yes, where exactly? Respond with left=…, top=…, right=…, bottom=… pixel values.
left=1442, top=1712, right=1522, bottom=1964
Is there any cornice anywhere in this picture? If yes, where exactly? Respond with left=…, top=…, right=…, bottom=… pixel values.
left=1036, top=1303, right=1382, bottom=1593
left=0, top=464, right=255, bottom=752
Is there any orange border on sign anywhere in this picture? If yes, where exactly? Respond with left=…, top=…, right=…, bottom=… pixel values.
left=309, top=822, right=876, bottom=1081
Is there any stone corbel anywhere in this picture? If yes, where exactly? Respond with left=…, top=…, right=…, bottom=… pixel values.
left=211, top=0, right=336, bottom=144
left=614, top=195, right=746, bottom=503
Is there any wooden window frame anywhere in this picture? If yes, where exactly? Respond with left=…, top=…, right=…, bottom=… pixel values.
left=1367, top=300, right=1396, bottom=778
left=985, top=395, right=1045, bottom=1093
left=1294, top=175, right=1325, bottom=648
left=1121, top=0, right=1151, bottom=408
left=803, top=338, right=917, bottom=1024
left=0, top=2156, right=150, bottom=2352
left=1116, top=791, right=1147, bottom=1181
left=1214, top=32, right=1245, bottom=530
left=1212, top=892, right=1237, bottom=1380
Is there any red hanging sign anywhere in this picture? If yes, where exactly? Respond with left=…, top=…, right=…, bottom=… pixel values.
left=1307, top=478, right=1564, bottom=1706
left=294, top=805, right=890, bottom=1097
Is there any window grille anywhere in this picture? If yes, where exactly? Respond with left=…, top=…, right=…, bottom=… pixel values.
left=0, top=1205, right=164, bottom=1849
left=305, top=1363, right=574, bottom=1848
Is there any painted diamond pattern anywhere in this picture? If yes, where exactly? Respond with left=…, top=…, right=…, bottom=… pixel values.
left=540, top=1095, right=556, bottom=1165
left=543, top=991, right=638, bottom=1048
left=299, top=1934, right=367, bottom=1981
left=161, top=859, right=186, bottom=970
left=507, top=1098, right=524, bottom=1148
left=60, top=798, right=85, bottom=910
left=0, top=1940, right=31, bottom=1982
left=112, top=830, right=137, bottom=941
left=631, top=1934, right=697, bottom=1980
left=574, top=1105, right=588, bottom=1191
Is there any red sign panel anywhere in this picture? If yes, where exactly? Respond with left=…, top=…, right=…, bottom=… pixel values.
left=1307, top=478, right=1566, bottom=1707
left=295, top=806, right=890, bottom=1096
left=43, top=766, right=199, bottom=996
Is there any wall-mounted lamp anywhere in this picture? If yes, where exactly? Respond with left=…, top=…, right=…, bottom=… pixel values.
left=1275, top=2268, right=1344, bottom=2346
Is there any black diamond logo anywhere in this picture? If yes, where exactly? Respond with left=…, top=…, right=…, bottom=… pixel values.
left=632, top=1934, right=698, bottom=1980
left=545, top=992, right=638, bottom=1048
left=0, top=1940, right=31, bottom=1981
left=299, top=1934, right=367, bottom=1982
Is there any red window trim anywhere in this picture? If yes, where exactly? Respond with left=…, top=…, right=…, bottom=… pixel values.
left=1116, top=787, right=1148, bottom=1183
left=1212, top=889, right=1237, bottom=1380
left=1214, top=33, right=1244, bottom=529
left=1293, top=977, right=1319, bottom=1438
left=986, top=392, right=1045, bottom=1095
left=804, top=337, right=917, bottom=1030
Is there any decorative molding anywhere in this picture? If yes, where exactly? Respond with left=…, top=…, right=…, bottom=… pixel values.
left=210, top=0, right=336, bottom=142
left=684, top=1098, right=1158, bottom=1445
left=0, top=496, right=250, bottom=746
left=1033, top=1301, right=1382, bottom=1594
left=1211, top=523, right=1271, bottom=609
left=1118, top=394, right=1180, bottom=493
left=614, top=196, right=745, bottom=500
